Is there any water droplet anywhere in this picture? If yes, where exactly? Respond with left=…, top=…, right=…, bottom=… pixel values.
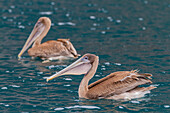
left=18, top=22, right=21, bottom=25
left=116, top=20, right=121, bottom=23
left=164, top=105, right=170, bottom=108
left=131, top=100, right=140, bottom=104
left=67, top=90, right=73, bottom=92
left=58, top=22, right=76, bottom=26
left=58, top=22, right=65, bottom=26
left=95, top=75, right=100, bottom=77
left=119, top=106, right=124, bottom=109
left=101, top=68, right=106, bottom=70
left=114, top=63, right=121, bottom=66
left=37, top=84, right=46, bottom=86
left=48, top=65, right=55, bottom=69
left=90, top=16, right=96, bottom=19
left=10, top=85, right=20, bottom=88
left=51, top=2, right=55, bottom=5
left=33, top=105, right=36, bottom=107
left=5, top=104, right=9, bottom=107
left=18, top=25, right=25, bottom=29
left=54, top=107, right=64, bottom=111
left=101, top=31, right=106, bottom=34
left=150, top=84, right=159, bottom=87
left=64, top=78, right=72, bottom=81
left=65, top=105, right=100, bottom=109
left=64, top=84, right=71, bottom=87
left=8, top=9, right=12, bottom=13
left=144, top=1, right=148, bottom=4
left=67, top=22, right=76, bottom=26
left=138, top=18, right=144, bottom=21
left=2, top=16, right=7, bottom=19
left=1, top=87, right=8, bottom=89
left=107, top=16, right=113, bottom=21
left=66, top=13, right=70, bottom=17
left=37, top=72, right=43, bottom=74
left=142, top=27, right=146, bottom=30
left=74, top=99, right=80, bottom=102
left=39, top=11, right=53, bottom=15
left=104, top=62, right=110, bottom=66
left=101, top=65, right=105, bottom=67
left=51, top=23, right=55, bottom=26
left=10, top=5, right=15, bottom=8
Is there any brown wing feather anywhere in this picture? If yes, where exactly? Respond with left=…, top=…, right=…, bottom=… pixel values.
left=86, top=70, right=152, bottom=99
left=28, top=40, right=73, bottom=58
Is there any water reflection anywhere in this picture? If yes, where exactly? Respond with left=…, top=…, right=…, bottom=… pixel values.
left=18, top=58, right=75, bottom=73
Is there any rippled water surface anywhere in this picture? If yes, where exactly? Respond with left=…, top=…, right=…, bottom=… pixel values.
left=0, top=0, right=170, bottom=112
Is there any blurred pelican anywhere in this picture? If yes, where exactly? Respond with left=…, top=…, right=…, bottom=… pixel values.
left=46, top=53, right=156, bottom=100
left=18, top=17, right=80, bottom=62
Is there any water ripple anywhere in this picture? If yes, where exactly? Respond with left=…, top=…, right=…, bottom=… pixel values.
left=0, top=0, right=169, bottom=112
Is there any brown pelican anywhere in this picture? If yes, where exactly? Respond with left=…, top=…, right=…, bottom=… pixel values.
left=46, top=54, right=156, bottom=100
left=18, top=17, right=79, bottom=61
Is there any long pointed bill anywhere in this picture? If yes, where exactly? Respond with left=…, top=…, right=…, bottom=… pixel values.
left=18, top=22, right=45, bottom=58
left=46, top=57, right=91, bottom=82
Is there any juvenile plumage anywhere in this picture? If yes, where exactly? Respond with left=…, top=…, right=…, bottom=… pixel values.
left=18, top=17, right=79, bottom=61
left=46, top=54, right=156, bottom=100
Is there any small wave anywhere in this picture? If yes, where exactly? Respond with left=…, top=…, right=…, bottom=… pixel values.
left=54, top=107, right=64, bottom=111
left=131, top=100, right=140, bottom=104
left=37, top=84, right=46, bottom=87
left=39, top=11, right=53, bottom=15
left=58, top=22, right=76, bottom=26
left=64, top=78, right=72, bottom=81
left=0, top=103, right=9, bottom=107
left=18, top=25, right=25, bottom=29
left=9, top=85, right=20, bottom=88
left=104, top=62, right=110, bottom=66
left=90, top=16, right=96, bottom=19
left=114, top=63, right=121, bottom=66
left=1, top=87, right=8, bottom=89
left=164, top=105, right=170, bottom=108
left=65, top=105, right=100, bottom=109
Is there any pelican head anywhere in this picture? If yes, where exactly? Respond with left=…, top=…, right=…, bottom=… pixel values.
left=18, top=17, right=51, bottom=58
left=46, top=53, right=97, bottom=82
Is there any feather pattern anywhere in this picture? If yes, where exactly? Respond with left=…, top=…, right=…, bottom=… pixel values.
left=86, top=70, right=153, bottom=99
left=18, top=17, right=79, bottom=60
left=28, top=39, right=79, bottom=59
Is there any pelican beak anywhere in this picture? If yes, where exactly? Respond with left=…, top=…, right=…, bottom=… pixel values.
left=46, top=56, right=91, bottom=82
left=18, top=21, right=45, bottom=58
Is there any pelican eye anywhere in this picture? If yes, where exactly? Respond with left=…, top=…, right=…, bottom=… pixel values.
left=84, top=56, right=88, bottom=60
left=81, top=56, right=90, bottom=63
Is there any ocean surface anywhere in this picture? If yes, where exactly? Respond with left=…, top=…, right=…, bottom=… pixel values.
left=0, top=0, right=169, bottom=112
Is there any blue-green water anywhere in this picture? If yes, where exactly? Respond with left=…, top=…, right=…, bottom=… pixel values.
left=0, top=0, right=170, bottom=112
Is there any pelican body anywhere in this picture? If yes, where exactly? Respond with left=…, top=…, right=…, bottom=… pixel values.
left=18, top=17, right=79, bottom=60
left=47, top=54, right=156, bottom=100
